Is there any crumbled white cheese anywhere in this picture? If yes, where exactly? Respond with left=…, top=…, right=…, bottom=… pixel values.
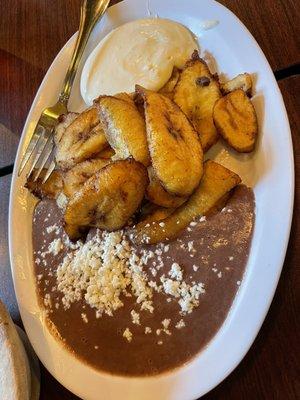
left=81, top=313, right=88, bottom=323
left=145, top=327, right=152, bottom=334
left=44, top=293, right=52, bottom=308
left=123, top=328, right=132, bottom=342
left=178, top=282, right=205, bottom=314
left=199, top=216, right=206, bottom=222
left=157, top=340, right=163, bottom=345
left=155, top=248, right=162, bottom=256
left=130, top=310, right=140, bottom=325
left=56, top=192, right=68, bottom=210
left=187, top=241, right=194, bottom=252
left=54, top=229, right=207, bottom=323
left=162, top=319, right=170, bottom=329
left=175, top=319, right=185, bottom=329
left=161, top=319, right=171, bottom=335
left=161, top=277, right=180, bottom=296
left=169, top=263, right=183, bottom=281
left=56, top=231, right=153, bottom=316
left=47, top=238, right=63, bottom=256
left=192, top=265, right=199, bottom=272
left=46, top=224, right=59, bottom=234
left=160, top=266, right=205, bottom=314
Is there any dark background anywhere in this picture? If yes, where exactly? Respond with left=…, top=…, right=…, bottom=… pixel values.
left=0, top=1, right=299, bottom=398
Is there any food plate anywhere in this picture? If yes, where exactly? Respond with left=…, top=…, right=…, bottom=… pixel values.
left=9, top=0, right=294, bottom=398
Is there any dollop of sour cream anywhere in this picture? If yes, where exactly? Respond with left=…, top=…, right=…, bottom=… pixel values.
left=81, top=18, right=198, bottom=105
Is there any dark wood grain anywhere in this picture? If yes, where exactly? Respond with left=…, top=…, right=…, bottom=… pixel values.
left=0, top=0, right=80, bottom=137
left=0, top=124, right=19, bottom=168
left=0, top=0, right=299, bottom=398
left=218, top=0, right=300, bottom=71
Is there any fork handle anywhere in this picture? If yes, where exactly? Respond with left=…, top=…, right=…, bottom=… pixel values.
left=58, top=0, right=110, bottom=105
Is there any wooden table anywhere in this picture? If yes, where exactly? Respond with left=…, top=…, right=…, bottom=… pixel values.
left=0, top=1, right=299, bottom=398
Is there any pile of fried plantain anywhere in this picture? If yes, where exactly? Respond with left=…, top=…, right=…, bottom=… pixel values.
left=64, top=159, right=148, bottom=240
left=26, top=51, right=258, bottom=242
left=130, top=160, right=241, bottom=245
left=136, top=85, right=203, bottom=197
left=26, top=170, right=63, bottom=200
left=213, top=89, right=258, bottom=152
left=96, top=95, right=150, bottom=166
left=158, top=67, right=180, bottom=100
left=220, top=73, right=252, bottom=96
left=146, top=166, right=187, bottom=208
left=55, top=107, right=108, bottom=170
left=173, top=50, right=222, bottom=152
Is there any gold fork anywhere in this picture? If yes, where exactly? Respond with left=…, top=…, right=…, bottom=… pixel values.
left=18, top=0, right=110, bottom=183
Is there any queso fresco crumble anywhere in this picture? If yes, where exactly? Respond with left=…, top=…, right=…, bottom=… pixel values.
left=56, top=230, right=206, bottom=341
left=36, top=223, right=208, bottom=342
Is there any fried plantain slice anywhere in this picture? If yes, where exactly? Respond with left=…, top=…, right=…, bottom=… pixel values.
left=64, top=223, right=88, bottom=241
left=63, top=158, right=110, bottom=198
left=114, top=92, right=135, bottom=104
left=130, top=160, right=241, bottom=245
left=146, top=166, right=187, bottom=208
left=136, top=200, right=158, bottom=221
left=206, top=192, right=231, bottom=216
left=54, top=112, right=79, bottom=145
left=64, top=159, right=148, bottom=239
left=213, top=89, right=258, bottom=152
left=96, top=96, right=150, bottom=166
left=221, top=73, right=252, bottom=96
left=25, top=170, right=63, bottom=199
left=173, top=50, right=222, bottom=152
left=55, top=107, right=108, bottom=170
left=136, top=85, right=203, bottom=197
left=139, top=205, right=175, bottom=225
left=96, top=147, right=115, bottom=159
left=158, top=67, right=181, bottom=100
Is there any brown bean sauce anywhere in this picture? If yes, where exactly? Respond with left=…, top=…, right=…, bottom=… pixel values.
left=32, top=185, right=254, bottom=376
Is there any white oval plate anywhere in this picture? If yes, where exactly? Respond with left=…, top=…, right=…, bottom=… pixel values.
left=9, top=0, right=294, bottom=399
